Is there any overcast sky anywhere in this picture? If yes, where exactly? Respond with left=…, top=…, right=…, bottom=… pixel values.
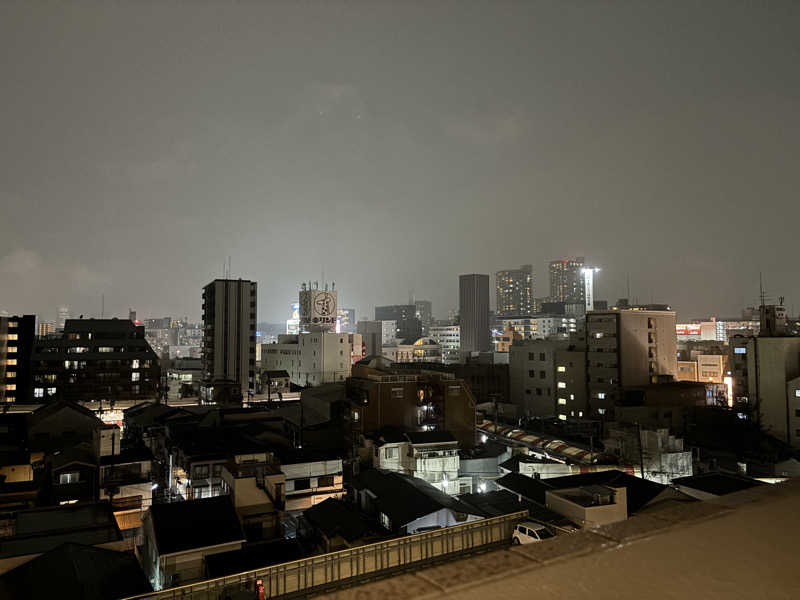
left=1, top=1, right=798, bottom=324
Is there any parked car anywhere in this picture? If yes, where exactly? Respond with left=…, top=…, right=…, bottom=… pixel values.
left=511, top=521, right=555, bottom=545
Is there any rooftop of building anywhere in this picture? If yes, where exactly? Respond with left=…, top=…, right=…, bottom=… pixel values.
left=316, top=478, right=800, bottom=600
left=303, top=498, right=370, bottom=542
left=672, top=472, right=765, bottom=496
left=353, top=470, right=481, bottom=527
left=0, top=502, right=122, bottom=559
left=0, top=543, right=151, bottom=600
left=147, top=495, right=245, bottom=556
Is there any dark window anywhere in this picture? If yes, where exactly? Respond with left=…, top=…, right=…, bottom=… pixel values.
left=528, top=353, right=535, bottom=361
left=212, top=464, right=223, bottom=477
left=539, top=370, right=546, bottom=379
left=536, top=388, right=542, bottom=396
left=294, top=478, right=311, bottom=491
left=528, top=370, right=535, bottom=378
left=193, top=464, right=210, bottom=479
left=318, top=475, right=335, bottom=487
left=539, top=353, right=546, bottom=361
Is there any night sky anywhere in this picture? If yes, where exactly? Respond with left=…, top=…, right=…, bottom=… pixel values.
left=1, top=1, right=798, bottom=323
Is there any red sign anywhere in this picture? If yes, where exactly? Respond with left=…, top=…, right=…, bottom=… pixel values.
left=676, top=324, right=701, bottom=336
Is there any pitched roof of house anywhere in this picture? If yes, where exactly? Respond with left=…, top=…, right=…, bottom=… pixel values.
left=0, top=543, right=151, bottom=600
left=204, top=539, right=305, bottom=578
left=353, top=470, right=481, bottom=527
left=303, top=498, right=369, bottom=542
left=405, top=431, right=457, bottom=445
left=147, top=495, right=245, bottom=555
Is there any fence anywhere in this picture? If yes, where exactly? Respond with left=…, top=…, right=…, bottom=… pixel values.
left=122, top=510, right=527, bottom=600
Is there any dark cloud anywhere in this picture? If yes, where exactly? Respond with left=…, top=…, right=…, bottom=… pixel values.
left=1, top=1, right=798, bottom=322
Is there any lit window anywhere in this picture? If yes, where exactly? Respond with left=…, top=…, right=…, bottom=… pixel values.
left=47, top=387, right=56, bottom=396
left=557, top=366, right=566, bottom=372
left=6, top=334, right=17, bottom=341
left=594, top=332, right=604, bottom=339
left=131, top=372, right=140, bottom=382
left=578, top=411, right=583, bottom=417
left=34, top=388, right=44, bottom=398
left=569, top=394, right=575, bottom=400
left=59, top=472, right=80, bottom=484
left=353, top=411, right=359, bottom=422
left=99, top=347, right=113, bottom=353
left=557, top=382, right=566, bottom=389
left=558, top=414, right=567, bottom=421
left=734, top=347, right=746, bottom=354
left=6, top=359, right=17, bottom=366
left=795, top=390, right=800, bottom=398
left=5, top=372, right=14, bottom=379
left=131, top=359, right=140, bottom=369
left=558, top=398, right=567, bottom=405
left=598, top=408, right=606, bottom=415
left=597, top=392, right=606, bottom=399
left=5, top=384, right=15, bottom=391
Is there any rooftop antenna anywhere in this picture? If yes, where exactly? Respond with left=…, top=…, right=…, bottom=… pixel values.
left=101, top=293, right=104, bottom=319
left=626, top=273, right=631, bottom=301
left=759, top=272, right=765, bottom=307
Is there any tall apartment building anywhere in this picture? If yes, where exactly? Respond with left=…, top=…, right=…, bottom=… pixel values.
left=509, top=338, right=587, bottom=418
left=586, top=308, right=677, bottom=417
left=0, top=315, right=35, bottom=403
left=37, top=320, right=56, bottom=337
left=495, top=265, right=533, bottom=317
left=549, top=257, right=585, bottom=304
left=29, top=319, right=160, bottom=403
left=201, top=279, right=257, bottom=402
left=374, top=305, right=422, bottom=344
left=459, top=274, right=490, bottom=353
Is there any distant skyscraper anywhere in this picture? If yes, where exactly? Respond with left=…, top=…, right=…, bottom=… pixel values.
left=37, top=320, right=55, bottom=337
left=549, top=257, right=585, bottom=304
left=459, top=274, right=490, bottom=353
left=496, top=264, right=533, bottom=317
left=201, top=279, right=257, bottom=402
left=337, top=308, right=356, bottom=334
left=56, top=306, right=70, bottom=330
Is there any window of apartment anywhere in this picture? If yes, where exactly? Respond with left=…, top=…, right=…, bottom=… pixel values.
left=528, top=353, right=535, bottom=361
left=539, top=371, right=546, bottom=379
left=318, top=475, right=335, bottom=488
left=392, top=387, right=404, bottom=399
left=294, top=478, right=311, bottom=491
left=558, top=398, right=567, bottom=405
left=59, top=472, right=80, bottom=484
left=535, top=388, right=542, bottom=396
left=569, top=394, right=575, bottom=400
left=598, top=408, right=606, bottom=415
left=98, top=347, right=113, bottom=353
left=734, top=347, right=746, bottom=354
left=131, top=359, right=139, bottom=369
left=525, top=389, right=531, bottom=395
left=528, top=370, right=535, bottom=378
left=193, top=464, right=210, bottom=479
left=795, top=390, right=800, bottom=398
left=597, top=392, right=606, bottom=399
left=131, top=372, right=140, bottom=382
left=557, top=366, right=566, bottom=372
left=46, top=387, right=56, bottom=396
left=6, top=334, right=17, bottom=341
left=558, top=414, right=567, bottom=421
left=384, top=447, right=398, bottom=459
left=33, top=388, right=44, bottom=398
left=353, top=410, right=359, bottom=421
left=539, top=353, right=546, bottom=361
left=557, top=382, right=566, bottom=389
left=212, top=463, right=223, bottom=478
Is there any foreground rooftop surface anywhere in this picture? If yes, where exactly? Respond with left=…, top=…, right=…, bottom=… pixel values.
left=317, top=478, right=800, bottom=600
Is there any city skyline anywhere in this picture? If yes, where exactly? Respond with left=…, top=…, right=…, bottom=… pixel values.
left=2, top=2, right=799, bottom=324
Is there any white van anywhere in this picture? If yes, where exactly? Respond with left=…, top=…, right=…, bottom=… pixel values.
left=511, top=521, right=556, bottom=545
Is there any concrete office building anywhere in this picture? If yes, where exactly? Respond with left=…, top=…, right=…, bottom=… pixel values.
left=429, top=325, right=460, bottom=364
left=201, top=279, right=257, bottom=402
left=357, top=320, right=396, bottom=356
left=495, top=265, right=533, bottom=317
left=459, top=274, right=490, bottom=353
left=0, top=315, right=35, bottom=403
left=549, top=257, right=585, bottom=304
left=586, top=307, right=678, bottom=417
left=509, top=338, right=587, bottom=418
left=382, top=338, right=442, bottom=364
left=261, top=332, right=361, bottom=387
left=375, top=305, right=422, bottom=344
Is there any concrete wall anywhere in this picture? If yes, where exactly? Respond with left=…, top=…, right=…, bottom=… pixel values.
left=546, top=487, right=627, bottom=528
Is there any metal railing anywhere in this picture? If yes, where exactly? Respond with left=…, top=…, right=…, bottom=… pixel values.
left=122, top=510, right=527, bottom=600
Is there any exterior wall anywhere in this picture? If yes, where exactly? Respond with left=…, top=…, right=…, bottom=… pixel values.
left=788, top=377, right=800, bottom=448
left=587, top=310, right=677, bottom=416
left=545, top=487, right=627, bottom=528
left=459, top=274, right=490, bottom=353
left=403, top=508, right=482, bottom=534
left=201, top=279, right=257, bottom=399
left=677, top=361, right=698, bottom=381
left=509, top=340, right=563, bottom=417
left=262, top=333, right=353, bottom=387
left=555, top=349, right=588, bottom=419
left=429, top=326, right=460, bottom=364
left=747, top=337, right=800, bottom=443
